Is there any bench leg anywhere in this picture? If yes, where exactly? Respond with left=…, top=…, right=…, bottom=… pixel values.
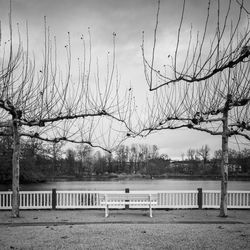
left=105, top=205, right=109, bottom=217
left=149, top=204, right=152, bottom=218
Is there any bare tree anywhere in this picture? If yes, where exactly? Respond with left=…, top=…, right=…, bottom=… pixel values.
left=187, top=148, right=196, bottom=161
left=138, top=62, right=250, bottom=217
left=52, top=141, right=65, bottom=179
left=196, top=145, right=210, bottom=164
left=115, top=145, right=129, bottom=173
left=76, top=144, right=92, bottom=175
left=181, top=153, right=185, bottom=161
left=0, top=3, right=132, bottom=217
left=129, top=144, right=139, bottom=173
left=136, top=0, right=250, bottom=217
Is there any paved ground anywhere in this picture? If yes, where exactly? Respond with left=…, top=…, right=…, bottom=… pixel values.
left=1, top=209, right=250, bottom=225
left=0, top=209, right=250, bottom=249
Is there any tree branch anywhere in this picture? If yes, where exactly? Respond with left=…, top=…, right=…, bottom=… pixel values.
left=20, top=132, right=111, bottom=153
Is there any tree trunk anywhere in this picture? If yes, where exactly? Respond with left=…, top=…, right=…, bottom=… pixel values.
left=53, top=143, right=56, bottom=181
left=11, top=119, right=21, bottom=218
left=219, top=109, right=229, bottom=217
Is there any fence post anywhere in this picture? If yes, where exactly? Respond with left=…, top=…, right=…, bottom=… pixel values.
left=52, top=188, right=57, bottom=210
left=125, top=188, right=129, bottom=209
left=197, top=188, right=203, bottom=209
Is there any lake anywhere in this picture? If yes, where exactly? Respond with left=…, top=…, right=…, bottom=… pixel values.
left=1, top=179, right=250, bottom=191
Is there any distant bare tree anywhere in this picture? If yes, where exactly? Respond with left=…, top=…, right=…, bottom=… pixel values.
left=196, top=145, right=210, bottom=164
left=115, top=145, right=129, bottom=173
left=0, top=3, right=132, bottom=217
left=187, top=148, right=196, bottom=161
left=129, top=144, right=139, bottom=173
left=52, top=141, right=65, bottom=179
left=181, top=153, right=185, bottom=161
left=76, top=144, right=92, bottom=175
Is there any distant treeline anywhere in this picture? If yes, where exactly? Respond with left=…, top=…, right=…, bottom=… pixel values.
left=0, top=136, right=249, bottom=183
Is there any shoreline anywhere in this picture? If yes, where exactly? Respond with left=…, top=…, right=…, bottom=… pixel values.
left=45, top=174, right=250, bottom=182
left=1, top=174, right=250, bottom=186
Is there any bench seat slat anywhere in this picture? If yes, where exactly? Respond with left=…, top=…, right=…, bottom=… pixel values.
left=101, top=201, right=157, bottom=205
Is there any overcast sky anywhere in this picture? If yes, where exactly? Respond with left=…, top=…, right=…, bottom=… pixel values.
left=1, top=0, right=249, bottom=159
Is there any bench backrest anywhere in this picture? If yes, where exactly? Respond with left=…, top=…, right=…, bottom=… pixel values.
left=101, top=193, right=157, bottom=201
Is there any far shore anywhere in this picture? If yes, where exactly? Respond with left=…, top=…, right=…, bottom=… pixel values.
left=45, top=173, right=250, bottom=182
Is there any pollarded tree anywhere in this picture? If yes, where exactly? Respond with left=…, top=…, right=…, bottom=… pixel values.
left=138, top=60, right=250, bottom=217
left=138, top=0, right=250, bottom=217
left=0, top=3, right=132, bottom=217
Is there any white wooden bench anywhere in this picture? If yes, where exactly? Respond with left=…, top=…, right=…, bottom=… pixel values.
left=100, top=193, right=157, bottom=218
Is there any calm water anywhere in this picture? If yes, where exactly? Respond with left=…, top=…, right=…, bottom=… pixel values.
left=1, top=179, right=250, bottom=191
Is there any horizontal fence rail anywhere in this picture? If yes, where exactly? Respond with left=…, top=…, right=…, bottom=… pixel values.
left=0, top=189, right=250, bottom=210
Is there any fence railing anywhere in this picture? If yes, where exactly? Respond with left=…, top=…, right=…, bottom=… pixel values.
left=0, top=189, right=250, bottom=210
left=20, top=191, right=52, bottom=209
left=56, top=191, right=102, bottom=209
left=156, top=191, right=198, bottom=208
left=203, top=190, right=250, bottom=209
left=0, top=191, right=12, bottom=210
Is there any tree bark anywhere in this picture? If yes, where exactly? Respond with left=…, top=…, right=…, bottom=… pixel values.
left=219, top=108, right=229, bottom=217
left=53, top=143, right=56, bottom=181
left=11, top=118, right=21, bottom=218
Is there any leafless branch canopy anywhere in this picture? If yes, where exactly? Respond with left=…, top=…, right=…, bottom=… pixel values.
left=142, top=0, right=250, bottom=91
left=0, top=14, right=133, bottom=151
left=135, top=61, right=250, bottom=142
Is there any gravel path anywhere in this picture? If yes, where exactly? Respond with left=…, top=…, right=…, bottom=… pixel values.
left=0, top=223, right=250, bottom=250
left=0, top=209, right=250, bottom=249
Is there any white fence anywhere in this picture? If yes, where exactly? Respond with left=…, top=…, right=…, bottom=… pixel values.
left=203, top=190, right=250, bottom=209
left=0, top=191, right=12, bottom=209
left=0, top=190, right=250, bottom=210
left=0, top=191, right=52, bottom=210
left=20, top=191, right=52, bottom=209
left=156, top=191, right=198, bottom=208
left=56, top=191, right=102, bottom=209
